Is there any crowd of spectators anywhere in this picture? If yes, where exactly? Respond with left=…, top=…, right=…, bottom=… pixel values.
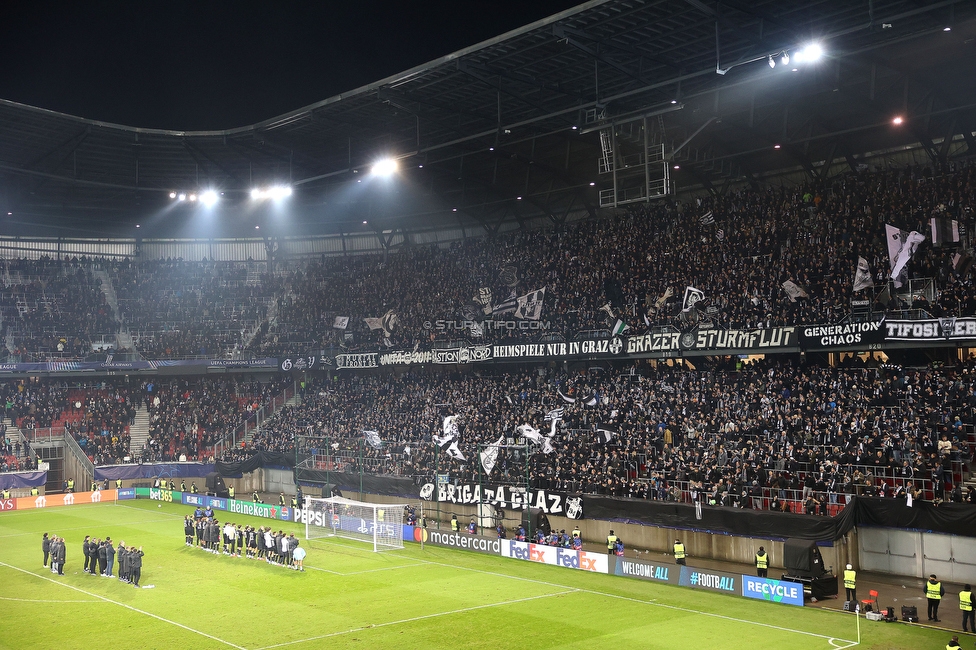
left=0, top=259, right=118, bottom=361
left=245, top=163, right=976, bottom=353
left=0, top=164, right=973, bottom=360
left=0, top=381, right=137, bottom=466
left=141, top=376, right=294, bottom=463
left=108, top=259, right=278, bottom=358
left=239, top=356, right=976, bottom=514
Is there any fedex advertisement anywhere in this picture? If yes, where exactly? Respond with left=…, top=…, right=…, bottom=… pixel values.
left=500, top=540, right=607, bottom=573
left=740, top=576, right=804, bottom=607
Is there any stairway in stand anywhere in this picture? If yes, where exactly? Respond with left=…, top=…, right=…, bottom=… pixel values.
left=128, top=406, right=150, bottom=461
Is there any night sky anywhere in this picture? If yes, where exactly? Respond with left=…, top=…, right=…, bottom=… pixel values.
left=1, top=1, right=584, bottom=131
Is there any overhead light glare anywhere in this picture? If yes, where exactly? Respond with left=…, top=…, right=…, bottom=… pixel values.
left=371, top=158, right=398, bottom=176
left=768, top=55, right=776, bottom=69
left=781, top=52, right=790, bottom=65
left=169, top=192, right=177, bottom=199
left=251, top=186, right=292, bottom=200
left=944, top=26, right=951, bottom=32
left=774, top=144, right=782, bottom=149
left=200, top=190, right=218, bottom=207
left=177, top=193, right=187, bottom=202
left=892, top=116, right=904, bottom=125
left=794, top=42, right=823, bottom=63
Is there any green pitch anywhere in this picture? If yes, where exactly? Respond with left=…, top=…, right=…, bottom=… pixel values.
left=0, top=500, right=953, bottom=649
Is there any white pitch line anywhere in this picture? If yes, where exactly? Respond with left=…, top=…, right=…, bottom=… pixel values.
left=0, top=561, right=247, bottom=650
left=251, top=590, right=578, bottom=650
left=0, top=595, right=104, bottom=603
left=410, top=554, right=859, bottom=647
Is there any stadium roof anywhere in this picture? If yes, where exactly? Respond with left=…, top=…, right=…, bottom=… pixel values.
left=2, top=0, right=976, bottom=239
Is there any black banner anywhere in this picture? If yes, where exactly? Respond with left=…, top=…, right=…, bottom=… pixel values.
left=885, top=318, right=976, bottom=341
left=296, top=470, right=421, bottom=499
left=583, top=495, right=976, bottom=540
left=215, top=451, right=296, bottom=477
left=419, top=481, right=577, bottom=517
left=800, top=321, right=886, bottom=350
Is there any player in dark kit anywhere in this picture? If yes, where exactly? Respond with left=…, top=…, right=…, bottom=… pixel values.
left=184, top=516, right=194, bottom=546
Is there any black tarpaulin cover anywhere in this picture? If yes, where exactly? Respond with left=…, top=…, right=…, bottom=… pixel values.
left=583, top=495, right=976, bottom=540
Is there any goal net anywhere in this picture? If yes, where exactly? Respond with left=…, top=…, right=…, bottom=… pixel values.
left=303, top=496, right=406, bottom=552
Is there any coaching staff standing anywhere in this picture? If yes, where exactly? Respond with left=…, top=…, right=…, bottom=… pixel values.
left=41, top=533, right=50, bottom=567
left=130, top=546, right=144, bottom=588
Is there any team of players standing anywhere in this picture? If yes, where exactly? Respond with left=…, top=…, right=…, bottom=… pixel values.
left=40, top=531, right=144, bottom=586
left=185, top=506, right=306, bottom=570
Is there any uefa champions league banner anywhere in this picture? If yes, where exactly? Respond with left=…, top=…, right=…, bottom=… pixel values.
left=0, top=470, right=47, bottom=490
left=0, top=357, right=278, bottom=374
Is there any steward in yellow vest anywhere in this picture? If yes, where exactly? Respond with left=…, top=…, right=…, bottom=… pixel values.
left=959, top=583, right=973, bottom=632
left=755, top=547, right=768, bottom=577
left=925, top=574, right=945, bottom=622
left=673, top=539, right=686, bottom=565
left=115, top=479, right=122, bottom=489
left=607, top=531, right=618, bottom=555
left=30, top=487, right=39, bottom=496
left=844, top=564, right=857, bottom=602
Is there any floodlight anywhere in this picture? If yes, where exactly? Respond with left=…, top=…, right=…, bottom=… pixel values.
left=768, top=55, right=776, bottom=69
left=169, top=192, right=177, bottom=199
left=371, top=158, right=398, bottom=176
left=200, top=190, right=218, bottom=207
left=892, top=116, right=904, bottom=125
left=781, top=52, right=790, bottom=65
left=269, top=186, right=292, bottom=199
left=177, top=193, right=187, bottom=201
left=189, top=193, right=197, bottom=202
left=794, top=43, right=823, bottom=63
left=251, top=188, right=261, bottom=200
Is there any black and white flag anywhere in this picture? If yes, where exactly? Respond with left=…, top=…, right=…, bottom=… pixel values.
left=364, top=317, right=384, bottom=331
left=492, top=290, right=518, bottom=315
left=333, top=316, right=349, bottom=330
left=517, top=424, right=543, bottom=445
left=380, top=310, right=399, bottom=338
left=930, top=217, right=960, bottom=246
left=594, top=428, right=616, bottom=444
left=885, top=224, right=925, bottom=288
left=544, top=407, right=565, bottom=422
left=480, top=434, right=504, bottom=474
left=781, top=280, right=809, bottom=302
left=363, top=430, right=384, bottom=449
left=557, top=388, right=575, bottom=404
left=699, top=210, right=715, bottom=225
left=953, top=252, right=974, bottom=278
left=499, top=264, right=520, bottom=287
left=434, top=415, right=459, bottom=447
left=581, top=392, right=599, bottom=407
left=477, top=287, right=493, bottom=315
left=853, top=256, right=875, bottom=292
left=515, top=287, right=546, bottom=320
left=444, top=440, right=467, bottom=462
left=682, top=286, right=705, bottom=312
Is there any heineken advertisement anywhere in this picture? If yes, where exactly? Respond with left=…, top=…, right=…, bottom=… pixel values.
left=135, top=488, right=293, bottom=521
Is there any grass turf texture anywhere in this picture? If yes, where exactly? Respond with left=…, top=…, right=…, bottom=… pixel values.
left=0, top=500, right=954, bottom=650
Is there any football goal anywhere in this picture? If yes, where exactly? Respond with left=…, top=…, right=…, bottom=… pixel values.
left=303, top=495, right=407, bottom=552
